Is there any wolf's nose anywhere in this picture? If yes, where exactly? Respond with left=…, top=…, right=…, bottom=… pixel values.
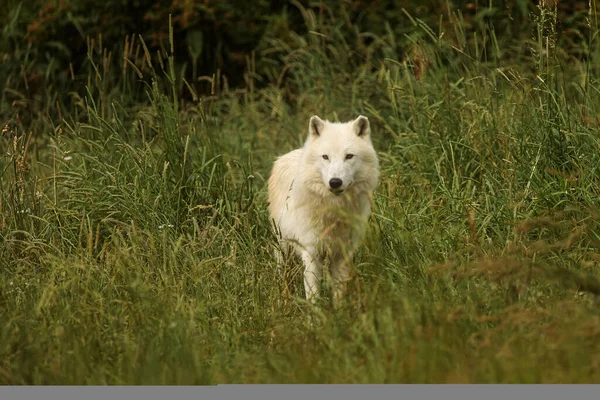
left=329, top=178, right=343, bottom=189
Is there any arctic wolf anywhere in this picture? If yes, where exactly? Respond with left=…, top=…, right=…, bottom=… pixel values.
left=268, top=115, right=379, bottom=305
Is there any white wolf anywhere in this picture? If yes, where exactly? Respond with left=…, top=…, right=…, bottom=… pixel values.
left=268, top=115, right=379, bottom=305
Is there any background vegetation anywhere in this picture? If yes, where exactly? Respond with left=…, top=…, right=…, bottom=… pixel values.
left=1, top=0, right=600, bottom=384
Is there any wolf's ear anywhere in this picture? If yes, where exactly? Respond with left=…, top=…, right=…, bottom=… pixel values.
left=353, top=116, right=370, bottom=137
left=309, top=115, right=325, bottom=138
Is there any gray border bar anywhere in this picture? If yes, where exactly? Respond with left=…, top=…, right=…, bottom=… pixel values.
left=1, top=385, right=599, bottom=400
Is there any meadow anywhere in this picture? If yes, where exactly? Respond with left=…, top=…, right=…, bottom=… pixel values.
left=2, top=1, right=600, bottom=384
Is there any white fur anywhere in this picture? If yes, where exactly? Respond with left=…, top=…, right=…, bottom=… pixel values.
left=268, top=115, right=380, bottom=305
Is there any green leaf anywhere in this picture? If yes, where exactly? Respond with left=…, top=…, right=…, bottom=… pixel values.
left=186, top=30, right=203, bottom=59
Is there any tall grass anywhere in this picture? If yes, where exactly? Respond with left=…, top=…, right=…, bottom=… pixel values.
left=2, top=2, right=600, bottom=384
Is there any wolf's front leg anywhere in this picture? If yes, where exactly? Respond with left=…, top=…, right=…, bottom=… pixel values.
left=274, top=241, right=291, bottom=276
left=330, top=255, right=353, bottom=307
left=301, top=250, right=323, bottom=304
left=275, top=241, right=292, bottom=301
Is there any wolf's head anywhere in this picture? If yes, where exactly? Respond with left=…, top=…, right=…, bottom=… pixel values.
left=302, top=115, right=379, bottom=197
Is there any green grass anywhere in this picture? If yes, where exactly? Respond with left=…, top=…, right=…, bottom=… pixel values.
left=2, top=3, right=600, bottom=384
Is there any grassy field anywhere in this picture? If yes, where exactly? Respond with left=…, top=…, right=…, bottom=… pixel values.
left=2, top=3, right=600, bottom=384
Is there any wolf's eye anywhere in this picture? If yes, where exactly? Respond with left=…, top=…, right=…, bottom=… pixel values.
left=322, top=155, right=329, bottom=160
left=345, top=154, right=354, bottom=160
